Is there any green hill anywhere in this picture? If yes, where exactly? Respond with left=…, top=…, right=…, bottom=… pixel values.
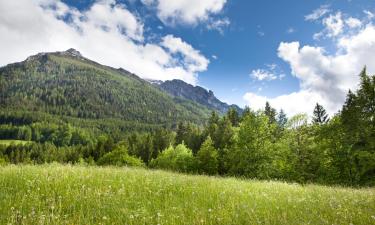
left=0, top=49, right=211, bottom=132
left=0, top=164, right=374, bottom=224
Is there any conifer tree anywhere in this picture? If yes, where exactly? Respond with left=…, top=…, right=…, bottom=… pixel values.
left=312, top=103, right=329, bottom=124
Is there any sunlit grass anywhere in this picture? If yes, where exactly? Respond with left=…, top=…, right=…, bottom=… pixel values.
left=0, top=164, right=374, bottom=224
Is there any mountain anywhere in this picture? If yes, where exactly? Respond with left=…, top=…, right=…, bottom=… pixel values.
left=0, top=49, right=213, bottom=132
left=152, top=79, right=242, bottom=114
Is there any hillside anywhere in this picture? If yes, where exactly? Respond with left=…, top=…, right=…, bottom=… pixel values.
left=0, top=164, right=374, bottom=225
left=0, top=49, right=212, bottom=131
left=152, top=79, right=242, bottom=114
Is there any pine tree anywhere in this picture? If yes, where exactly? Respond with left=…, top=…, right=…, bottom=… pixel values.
left=312, top=103, right=329, bottom=124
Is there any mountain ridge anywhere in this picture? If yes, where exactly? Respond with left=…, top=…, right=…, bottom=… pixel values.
left=0, top=48, right=214, bottom=132
left=150, top=79, right=242, bottom=114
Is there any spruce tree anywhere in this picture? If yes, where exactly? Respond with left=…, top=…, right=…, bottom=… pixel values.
left=312, top=103, right=329, bottom=124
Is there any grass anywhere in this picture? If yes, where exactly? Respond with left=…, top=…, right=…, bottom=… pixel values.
left=0, top=140, right=33, bottom=146
left=0, top=164, right=374, bottom=225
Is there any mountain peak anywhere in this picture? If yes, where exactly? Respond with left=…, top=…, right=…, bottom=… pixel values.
left=63, top=48, right=82, bottom=57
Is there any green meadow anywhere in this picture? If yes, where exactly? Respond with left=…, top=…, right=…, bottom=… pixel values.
left=0, top=164, right=374, bottom=225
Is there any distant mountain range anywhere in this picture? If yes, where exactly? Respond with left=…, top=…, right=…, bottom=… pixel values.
left=0, top=49, right=241, bottom=131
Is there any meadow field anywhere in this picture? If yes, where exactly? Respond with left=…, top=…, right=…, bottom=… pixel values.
left=0, top=164, right=374, bottom=225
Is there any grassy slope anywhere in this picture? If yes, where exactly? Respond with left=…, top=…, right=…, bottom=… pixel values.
left=0, top=165, right=374, bottom=225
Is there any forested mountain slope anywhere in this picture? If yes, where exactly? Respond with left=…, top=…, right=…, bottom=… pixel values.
left=0, top=49, right=211, bottom=131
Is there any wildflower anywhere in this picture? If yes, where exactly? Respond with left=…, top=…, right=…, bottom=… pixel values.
left=102, top=216, right=107, bottom=220
left=208, top=208, right=212, bottom=212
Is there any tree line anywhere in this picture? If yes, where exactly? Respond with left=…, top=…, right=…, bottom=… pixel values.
left=0, top=69, right=374, bottom=186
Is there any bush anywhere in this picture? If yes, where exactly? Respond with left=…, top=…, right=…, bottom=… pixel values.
left=150, top=143, right=197, bottom=173
left=97, top=145, right=144, bottom=167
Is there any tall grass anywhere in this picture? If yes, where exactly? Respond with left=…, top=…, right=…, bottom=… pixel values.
left=0, top=164, right=374, bottom=224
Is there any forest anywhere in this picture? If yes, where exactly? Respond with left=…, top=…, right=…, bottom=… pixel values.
left=0, top=68, right=374, bottom=186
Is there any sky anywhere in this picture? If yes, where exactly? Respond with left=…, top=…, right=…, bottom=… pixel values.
left=0, top=0, right=375, bottom=116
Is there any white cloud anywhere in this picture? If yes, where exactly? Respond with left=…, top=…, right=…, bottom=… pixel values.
left=244, top=91, right=323, bottom=116
left=244, top=24, right=375, bottom=116
left=250, top=69, right=277, bottom=81
left=364, top=10, right=374, bottom=19
left=250, top=64, right=284, bottom=81
left=0, top=0, right=209, bottom=84
left=257, top=31, right=265, bottom=37
left=322, top=12, right=344, bottom=37
left=345, top=17, right=362, bottom=28
left=206, top=17, right=230, bottom=34
left=305, top=5, right=330, bottom=21
left=142, top=0, right=227, bottom=26
left=287, top=27, right=295, bottom=33
left=84, top=0, right=144, bottom=41
left=161, top=35, right=209, bottom=73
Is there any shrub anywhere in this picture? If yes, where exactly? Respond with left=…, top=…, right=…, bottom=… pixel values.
left=150, top=143, right=197, bottom=173
left=97, top=145, right=144, bottom=167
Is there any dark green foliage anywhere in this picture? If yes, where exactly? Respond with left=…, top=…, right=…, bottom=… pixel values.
left=312, top=103, right=329, bottom=124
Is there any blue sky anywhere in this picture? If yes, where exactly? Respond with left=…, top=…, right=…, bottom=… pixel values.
left=0, top=0, right=374, bottom=115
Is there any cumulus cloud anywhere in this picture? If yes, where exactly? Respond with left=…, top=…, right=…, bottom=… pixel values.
left=244, top=23, right=375, bottom=116
left=0, top=0, right=209, bottom=84
left=141, top=0, right=227, bottom=27
left=161, top=34, right=209, bottom=73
